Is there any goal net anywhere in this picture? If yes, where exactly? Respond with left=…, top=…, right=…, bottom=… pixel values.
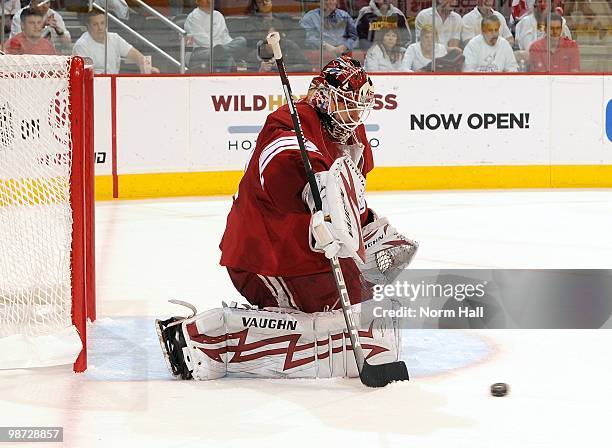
left=0, top=55, right=95, bottom=372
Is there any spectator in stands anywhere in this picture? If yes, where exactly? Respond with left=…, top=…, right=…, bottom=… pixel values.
left=299, top=0, right=358, bottom=57
left=400, top=23, right=447, bottom=71
left=4, top=7, right=56, bottom=54
left=463, top=15, right=517, bottom=72
left=241, top=0, right=309, bottom=72
left=72, top=10, right=159, bottom=74
left=462, top=0, right=514, bottom=47
left=2, top=0, right=21, bottom=37
left=243, top=0, right=304, bottom=49
left=364, top=27, right=404, bottom=71
left=355, top=0, right=411, bottom=50
left=243, top=0, right=302, bottom=49
left=93, top=0, right=130, bottom=21
left=529, top=13, right=580, bottom=72
left=240, top=0, right=306, bottom=71
left=510, top=0, right=565, bottom=24
left=10, top=0, right=71, bottom=51
left=249, top=25, right=310, bottom=72
left=415, top=0, right=461, bottom=48
left=511, top=0, right=531, bottom=23
left=515, top=0, right=571, bottom=50
left=184, top=0, right=247, bottom=72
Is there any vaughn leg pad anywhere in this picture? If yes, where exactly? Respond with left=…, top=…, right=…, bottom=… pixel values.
left=171, top=302, right=401, bottom=380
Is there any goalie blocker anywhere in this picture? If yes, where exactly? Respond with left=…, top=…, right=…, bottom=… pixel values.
left=304, top=156, right=419, bottom=285
left=156, top=300, right=402, bottom=380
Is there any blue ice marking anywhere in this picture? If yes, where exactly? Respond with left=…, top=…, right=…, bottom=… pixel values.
left=85, top=318, right=491, bottom=381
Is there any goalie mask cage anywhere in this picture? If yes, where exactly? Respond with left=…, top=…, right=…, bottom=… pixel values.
left=0, top=56, right=95, bottom=372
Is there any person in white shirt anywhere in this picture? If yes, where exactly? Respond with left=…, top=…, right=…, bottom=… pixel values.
left=401, top=24, right=447, bottom=71
left=515, top=0, right=571, bottom=50
left=93, top=0, right=130, bottom=21
left=414, top=0, right=461, bottom=48
left=72, top=10, right=159, bottom=74
left=11, top=0, right=71, bottom=51
left=2, top=0, right=21, bottom=36
left=185, top=0, right=246, bottom=71
left=461, top=0, right=514, bottom=47
left=2, top=0, right=20, bottom=16
left=364, top=27, right=404, bottom=72
left=463, top=15, right=518, bottom=72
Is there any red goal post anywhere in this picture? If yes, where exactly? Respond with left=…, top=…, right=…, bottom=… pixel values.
left=0, top=56, right=95, bottom=372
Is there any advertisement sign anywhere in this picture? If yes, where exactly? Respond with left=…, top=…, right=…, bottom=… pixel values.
left=371, top=75, right=549, bottom=166
left=112, top=75, right=567, bottom=174
left=93, top=77, right=113, bottom=176
left=85, top=73, right=612, bottom=198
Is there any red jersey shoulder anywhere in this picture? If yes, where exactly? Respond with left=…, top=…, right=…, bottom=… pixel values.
left=262, top=103, right=323, bottom=141
left=254, top=102, right=373, bottom=175
left=256, top=103, right=328, bottom=159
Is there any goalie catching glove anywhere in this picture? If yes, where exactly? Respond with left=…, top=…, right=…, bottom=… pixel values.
left=360, top=212, right=419, bottom=284
left=302, top=156, right=366, bottom=262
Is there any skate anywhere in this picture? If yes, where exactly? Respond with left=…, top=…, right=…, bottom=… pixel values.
left=155, top=300, right=198, bottom=380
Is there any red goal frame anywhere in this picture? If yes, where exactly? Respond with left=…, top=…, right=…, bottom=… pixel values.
left=69, top=57, right=96, bottom=373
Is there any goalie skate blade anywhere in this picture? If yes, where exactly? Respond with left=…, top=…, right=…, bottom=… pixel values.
left=359, top=360, right=410, bottom=388
left=155, top=319, right=179, bottom=378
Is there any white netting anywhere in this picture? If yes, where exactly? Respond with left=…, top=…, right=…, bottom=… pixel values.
left=0, top=56, right=80, bottom=366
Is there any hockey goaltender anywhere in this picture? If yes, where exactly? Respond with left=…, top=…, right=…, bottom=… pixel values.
left=156, top=56, right=418, bottom=381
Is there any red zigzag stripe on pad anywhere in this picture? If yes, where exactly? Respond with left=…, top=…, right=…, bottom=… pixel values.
left=186, top=321, right=389, bottom=371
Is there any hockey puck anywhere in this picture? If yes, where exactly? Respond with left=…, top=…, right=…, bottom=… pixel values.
left=490, top=383, right=509, bottom=397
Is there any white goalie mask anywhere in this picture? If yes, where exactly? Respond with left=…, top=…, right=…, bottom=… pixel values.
left=308, top=56, right=375, bottom=143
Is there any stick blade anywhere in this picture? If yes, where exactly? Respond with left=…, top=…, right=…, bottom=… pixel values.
left=359, top=360, right=410, bottom=388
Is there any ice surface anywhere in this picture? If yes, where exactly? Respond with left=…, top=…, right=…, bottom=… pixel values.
left=1, top=189, right=611, bottom=447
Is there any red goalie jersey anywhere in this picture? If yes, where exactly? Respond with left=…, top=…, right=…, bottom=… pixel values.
left=219, top=102, right=373, bottom=311
left=220, top=101, right=372, bottom=277
left=220, top=56, right=379, bottom=312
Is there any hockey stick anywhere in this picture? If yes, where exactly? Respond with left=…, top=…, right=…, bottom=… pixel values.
left=266, top=32, right=409, bottom=387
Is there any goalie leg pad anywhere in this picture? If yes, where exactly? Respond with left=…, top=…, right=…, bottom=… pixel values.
left=161, top=301, right=402, bottom=380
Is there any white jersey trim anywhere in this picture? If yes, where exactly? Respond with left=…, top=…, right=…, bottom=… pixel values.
left=259, top=135, right=320, bottom=187
left=257, top=274, right=298, bottom=309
